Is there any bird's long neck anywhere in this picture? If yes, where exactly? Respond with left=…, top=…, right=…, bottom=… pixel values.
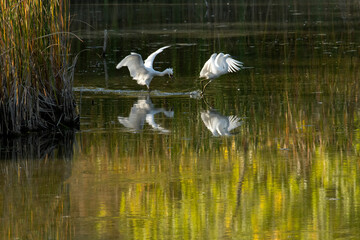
left=154, top=69, right=169, bottom=76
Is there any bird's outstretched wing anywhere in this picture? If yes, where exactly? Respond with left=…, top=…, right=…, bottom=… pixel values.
left=144, top=46, right=170, bottom=69
left=199, top=53, right=217, bottom=78
left=227, top=115, right=242, bottom=132
left=226, top=56, right=243, bottom=73
left=116, top=53, right=147, bottom=79
left=215, top=53, right=232, bottom=74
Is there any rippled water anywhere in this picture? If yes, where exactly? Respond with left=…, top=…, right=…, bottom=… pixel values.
left=1, top=1, right=360, bottom=239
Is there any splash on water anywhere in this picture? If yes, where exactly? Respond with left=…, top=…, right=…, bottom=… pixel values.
left=73, top=87, right=201, bottom=97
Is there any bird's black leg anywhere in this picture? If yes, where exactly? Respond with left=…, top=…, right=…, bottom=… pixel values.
left=202, top=94, right=212, bottom=108
left=202, top=79, right=212, bottom=94
left=200, top=79, right=210, bottom=96
left=200, top=79, right=206, bottom=90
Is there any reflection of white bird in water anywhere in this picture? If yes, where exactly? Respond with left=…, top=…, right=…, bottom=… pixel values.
left=118, top=96, right=174, bottom=133
left=199, top=53, right=243, bottom=93
left=201, top=109, right=242, bottom=136
left=116, top=46, right=173, bottom=90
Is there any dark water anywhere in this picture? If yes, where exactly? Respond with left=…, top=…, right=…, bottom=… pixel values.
left=2, top=1, right=360, bottom=239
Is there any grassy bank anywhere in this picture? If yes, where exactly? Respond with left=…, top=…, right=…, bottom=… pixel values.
left=0, top=0, right=79, bottom=135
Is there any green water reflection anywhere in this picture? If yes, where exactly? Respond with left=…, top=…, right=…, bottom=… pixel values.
left=2, top=1, right=360, bottom=239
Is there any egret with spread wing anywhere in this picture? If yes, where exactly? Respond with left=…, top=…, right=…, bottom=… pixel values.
left=116, top=46, right=173, bottom=90
left=199, top=53, right=243, bottom=93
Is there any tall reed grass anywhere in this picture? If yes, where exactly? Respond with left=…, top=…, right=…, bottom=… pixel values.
left=0, top=0, right=79, bottom=135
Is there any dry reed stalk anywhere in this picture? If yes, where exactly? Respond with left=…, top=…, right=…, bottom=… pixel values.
left=0, top=0, right=79, bottom=136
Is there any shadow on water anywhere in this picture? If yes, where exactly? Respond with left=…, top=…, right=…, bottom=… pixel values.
left=0, top=131, right=76, bottom=239
left=0, top=130, right=76, bottom=162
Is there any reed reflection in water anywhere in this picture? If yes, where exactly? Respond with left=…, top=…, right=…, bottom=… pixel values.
left=0, top=132, right=76, bottom=240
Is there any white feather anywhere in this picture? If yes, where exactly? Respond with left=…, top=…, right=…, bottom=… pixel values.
left=116, top=46, right=173, bottom=89
left=199, top=52, right=243, bottom=92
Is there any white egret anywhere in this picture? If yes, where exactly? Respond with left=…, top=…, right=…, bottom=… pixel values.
left=118, top=96, right=174, bottom=133
left=199, top=53, right=243, bottom=93
left=201, top=109, right=242, bottom=136
left=116, top=46, right=173, bottom=90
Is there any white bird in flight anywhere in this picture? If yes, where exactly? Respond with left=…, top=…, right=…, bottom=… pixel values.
left=199, top=53, right=243, bottom=93
left=116, top=46, right=173, bottom=90
left=201, top=109, right=242, bottom=136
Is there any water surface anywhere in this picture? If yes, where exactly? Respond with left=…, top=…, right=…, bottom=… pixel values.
left=1, top=1, right=360, bottom=239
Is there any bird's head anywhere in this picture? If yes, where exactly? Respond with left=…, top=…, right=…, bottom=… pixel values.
left=166, top=68, right=174, bottom=79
